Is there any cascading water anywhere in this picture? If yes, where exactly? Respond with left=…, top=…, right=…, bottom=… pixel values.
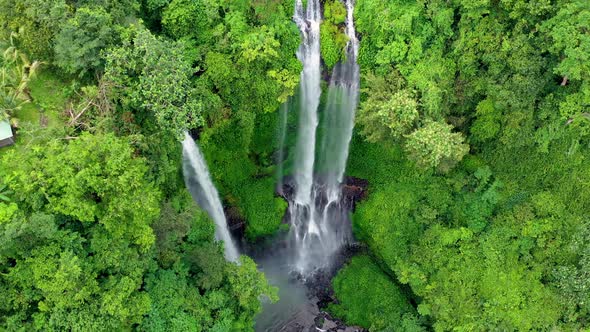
left=289, top=0, right=323, bottom=272
left=319, top=0, right=359, bottom=194
left=288, top=0, right=360, bottom=273
left=276, top=102, right=289, bottom=195
left=255, top=1, right=360, bottom=329
left=292, top=0, right=321, bottom=205
left=314, top=0, right=360, bottom=250
left=182, top=132, right=239, bottom=262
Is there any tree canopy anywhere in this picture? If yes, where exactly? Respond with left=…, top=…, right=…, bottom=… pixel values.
left=1, top=0, right=590, bottom=330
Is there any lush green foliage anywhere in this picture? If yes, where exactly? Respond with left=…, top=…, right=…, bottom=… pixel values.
left=54, top=6, right=117, bottom=76
left=0, top=37, right=40, bottom=121
left=105, top=26, right=202, bottom=139
left=0, top=129, right=276, bottom=330
left=145, top=198, right=278, bottom=331
left=342, top=2, right=590, bottom=330
left=159, top=0, right=301, bottom=115
left=2, top=0, right=590, bottom=330
left=405, top=120, right=469, bottom=172
left=320, top=0, right=348, bottom=70
left=357, top=88, right=418, bottom=143
left=329, top=255, right=423, bottom=331
left=0, top=0, right=138, bottom=72
left=0, top=1, right=289, bottom=329
left=356, top=69, right=468, bottom=171
left=0, top=133, right=158, bottom=329
left=0, top=0, right=69, bottom=60
left=143, top=0, right=301, bottom=240
left=200, top=111, right=286, bottom=240
left=338, top=1, right=590, bottom=330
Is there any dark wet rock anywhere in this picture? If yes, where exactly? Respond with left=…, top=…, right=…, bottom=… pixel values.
left=341, top=177, right=369, bottom=210
left=321, top=59, right=332, bottom=83
left=299, top=244, right=365, bottom=310
left=187, top=127, right=202, bottom=140
left=277, top=175, right=369, bottom=210
left=315, top=312, right=365, bottom=332
left=225, top=205, right=246, bottom=238
left=277, top=175, right=297, bottom=201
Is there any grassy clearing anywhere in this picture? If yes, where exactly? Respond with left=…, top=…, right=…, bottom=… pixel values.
left=14, top=70, right=69, bottom=128
left=28, top=71, right=69, bottom=111
left=2, top=69, right=70, bottom=158
left=15, top=103, right=38, bottom=124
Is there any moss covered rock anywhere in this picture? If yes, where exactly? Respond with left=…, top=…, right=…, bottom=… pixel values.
left=320, top=0, right=348, bottom=70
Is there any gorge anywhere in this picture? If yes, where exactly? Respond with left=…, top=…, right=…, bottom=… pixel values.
left=182, top=0, right=362, bottom=329
left=183, top=0, right=360, bottom=274
left=257, top=0, right=362, bottom=329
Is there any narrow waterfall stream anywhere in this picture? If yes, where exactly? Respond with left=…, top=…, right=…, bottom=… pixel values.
left=319, top=0, right=360, bottom=193
left=182, top=132, right=239, bottom=262
left=292, top=0, right=321, bottom=206
left=276, top=102, right=289, bottom=196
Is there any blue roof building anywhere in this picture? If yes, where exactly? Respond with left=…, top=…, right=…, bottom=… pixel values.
left=0, top=120, right=15, bottom=148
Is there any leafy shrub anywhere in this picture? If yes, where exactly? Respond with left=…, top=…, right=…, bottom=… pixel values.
left=330, top=255, right=423, bottom=331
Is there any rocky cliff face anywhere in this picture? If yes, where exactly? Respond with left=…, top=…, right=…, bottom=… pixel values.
left=277, top=175, right=369, bottom=210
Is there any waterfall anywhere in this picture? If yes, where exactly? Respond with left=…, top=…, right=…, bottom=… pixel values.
left=293, top=0, right=321, bottom=205
left=319, top=0, right=359, bottom=199
left=287, top=0, right=360, bottom=274
left=182, top=132, right=239, bottom=262
left=289, top=0, right=322, bottom=273
left=276, top=102, right=289, bottom=196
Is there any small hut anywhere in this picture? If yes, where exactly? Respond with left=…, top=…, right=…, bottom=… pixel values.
left=0, top=120, right=15, bottom=148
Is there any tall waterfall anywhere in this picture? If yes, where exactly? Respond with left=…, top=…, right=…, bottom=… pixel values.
left=182, top=132, right=239, bottom=262
left=288, top=0, right=359, bottom=273
left=318, top=0, right=360, bottom=199
left=289, top=0, right=322, bottom=272
left=293, top=0, right=321, bottom=205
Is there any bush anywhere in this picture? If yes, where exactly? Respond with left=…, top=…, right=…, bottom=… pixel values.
left=329, top=255, right=423, bottom=331
left=237, top=177, right=287, bottom=240
left=320, top=0, right=348, bottom=70
left=54, top=6, right=117, bottom=76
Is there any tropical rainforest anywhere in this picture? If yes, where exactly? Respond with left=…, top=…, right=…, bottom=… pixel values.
left=0, top=0, right=589, bottom=331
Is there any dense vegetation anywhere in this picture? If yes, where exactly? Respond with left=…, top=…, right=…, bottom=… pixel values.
left=339, top=0, right=590, bottom=330
left=0, top=0, right=589, bottom=331
left=0, top=0, right=289, bottom=330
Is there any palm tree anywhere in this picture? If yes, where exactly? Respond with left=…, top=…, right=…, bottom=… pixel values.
left=0, top=31, right=41, bottom=121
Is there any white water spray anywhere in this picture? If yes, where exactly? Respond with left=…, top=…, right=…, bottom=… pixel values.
left=289, top=0, right=323, bottom=273
left=319, top=0, right=360, bottom=198
left=182, top=132, right=239, bottom=262
left=293, top=0, right=321, bottom=206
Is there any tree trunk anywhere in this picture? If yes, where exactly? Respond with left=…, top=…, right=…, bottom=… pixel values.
left=561, top=76, right=568, bottom=86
